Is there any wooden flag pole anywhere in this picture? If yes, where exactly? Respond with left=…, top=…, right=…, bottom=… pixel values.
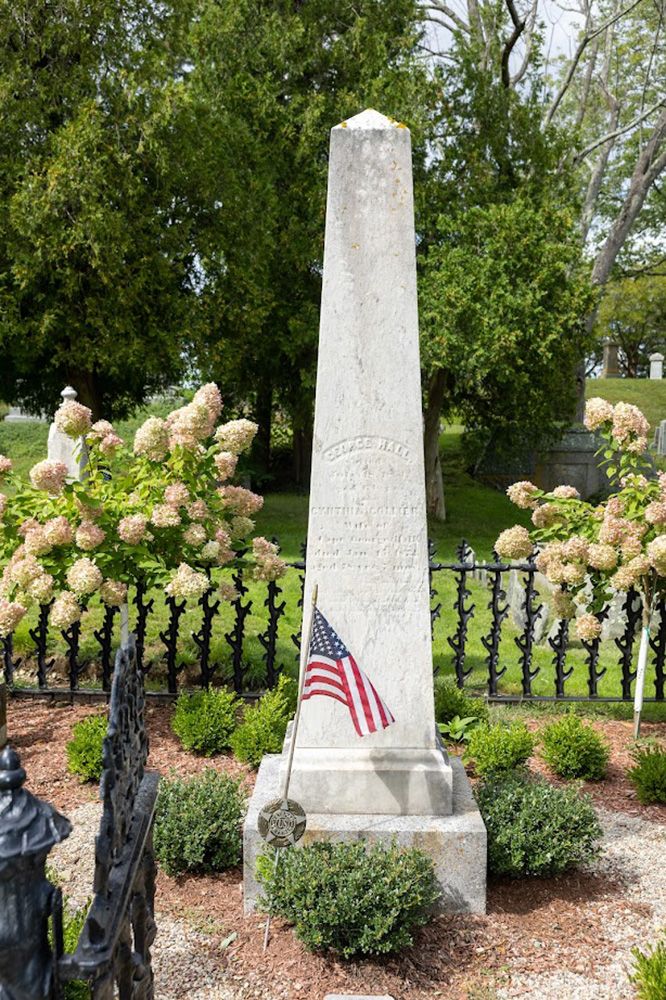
left=633, top=611, right=652, bottom=740
left=282, top=582, right=318, bottom=802
left=263, top=583, right=318, bottom=952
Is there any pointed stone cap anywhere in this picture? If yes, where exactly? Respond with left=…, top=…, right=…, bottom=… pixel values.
left=334, top=108, right=409, bottom=132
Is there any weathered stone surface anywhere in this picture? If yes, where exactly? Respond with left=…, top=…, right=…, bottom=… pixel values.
left=650, top=352, right=664, bottom=380
left=601, top=339, right=620, bottom=378
left=279, top=723, right=453, bottom=816
left=286, top=109, right=450, bottom=815
left=534, top=427, right=610, bottom=499
left=243, top=754, right=486, bottom=915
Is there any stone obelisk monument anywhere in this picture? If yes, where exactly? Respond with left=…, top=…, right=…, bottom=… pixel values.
left=244, top=110, right=486, bottom=913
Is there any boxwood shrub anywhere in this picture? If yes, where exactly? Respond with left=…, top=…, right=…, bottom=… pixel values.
left=231, top=676, right=296, bottom=768
left=66, top=714, right=107, bottom=783
left=541, top=714, right=609, bottom=780
left=466, top=721, right=535, bottom=777
left=627, top=743, right=666, bottom=804
left=171, top=688, right=239, bottom=756
left=476, top=772, right=602, bottom=877
left=257, top=840, right=439, bottom=957
left=434, top=678, right=489, bottom=726
left=154, top=770, right=245, bottom=875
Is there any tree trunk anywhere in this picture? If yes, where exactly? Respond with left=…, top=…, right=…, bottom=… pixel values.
left=69, top=369, right=103, bottom=420
left=424, top=370, right=447, bottom=521
left=590, top=108, right=666, bottom=288
left=254, top=378, right=273, bottom=477
left=292, top=412, right=313, bottom=491
left=574, top=109, right=666, bottom=421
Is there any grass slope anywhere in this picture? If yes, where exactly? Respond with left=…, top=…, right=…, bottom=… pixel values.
left=586, top=378, right=666, bottom=434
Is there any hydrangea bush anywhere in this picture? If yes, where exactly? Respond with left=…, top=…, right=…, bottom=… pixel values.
left=0, top=385, right=286, bottom=638
left=495, top=398, right=662, bottom=644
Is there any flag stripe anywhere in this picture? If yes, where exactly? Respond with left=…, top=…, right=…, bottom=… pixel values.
left=337, top=659, right=364, bottom=736
left=371, top=679, right=390, bottom=729
left=302, top=689, right=349, bottom=709
left=307, top=655, right=340, bottom=671
left=343, top=658, right=372, bottom=736
left=303, top=672, right=346, bottom=693
left=349, top=656, right=378, bottom=734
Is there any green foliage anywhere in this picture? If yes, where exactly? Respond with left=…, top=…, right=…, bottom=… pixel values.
left=171, top=689, right=239, bottom=756
left=154, top=770, right=245, bottom=876
left=0, top=1, right=199, bottom=418
left=476, top=772, right=602, bottom=877
left=257, top=841, right=439, bottom=958
left=627, top=743, right=666, bottom=804
left=420, top=197, right=595, bottom=451
left=66, top=714, right=107, bottom=783
left=438, top=715, right=479, bottom=743
left=541, top=714, right=609, bottom=781
left=466, top=721, right=536, bottom=777
left=46, top=872, right=90, bottom=1000
left=230, top=675, right=296, bottom=767
left=630, top=936, right=666, bottom=1000
left=186, top=0, right=433, bottom=481
left=434, top=678, right=489, bottom=726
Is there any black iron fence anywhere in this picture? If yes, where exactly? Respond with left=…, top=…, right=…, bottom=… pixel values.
left=0, top=637, right=158, bottom=998
left=2, top=540, right=665, bottom=703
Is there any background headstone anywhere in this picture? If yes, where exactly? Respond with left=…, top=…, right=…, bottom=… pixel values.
left=650, top=352, right=664, bottom=380
left=601, top=339, right=620, bottom=378
left=47, top=386, right=87, bottom=481
left=4, top=406, right=44, bottom=423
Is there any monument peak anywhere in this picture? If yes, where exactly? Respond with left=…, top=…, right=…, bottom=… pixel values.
left=335, top=108, right=406, bottom=131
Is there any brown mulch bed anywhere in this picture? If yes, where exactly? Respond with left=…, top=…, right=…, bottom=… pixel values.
left=8, top=699, right=256, bottom=814
left=525, top=717, right=666, bottom=821
left=6, top=697, right=666, bottom=999
left=155, top=865, right=634, bottom=1000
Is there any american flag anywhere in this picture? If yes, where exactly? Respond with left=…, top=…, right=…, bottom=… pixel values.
left=302, top=607, right=395, bottom=737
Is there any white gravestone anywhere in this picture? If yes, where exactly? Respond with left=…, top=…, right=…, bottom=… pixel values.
left=47, top=386, right=87, bottom=481
left=650, top=353, right=664, bottom=380
left=284, top=108, right=451, bottom=816
left=243, top=110, right=486, bottom=915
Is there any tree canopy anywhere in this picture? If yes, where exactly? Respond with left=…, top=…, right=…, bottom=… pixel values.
left=184, top=0, right=432, bottom=482
left=595, top=275, right=666, bottom=377
left=0, top=0, right=199, bottom=418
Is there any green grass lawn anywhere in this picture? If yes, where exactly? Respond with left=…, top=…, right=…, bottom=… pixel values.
left=0, top=401, right=175, bottom=483
left=586, top=378, right=666, bottom=434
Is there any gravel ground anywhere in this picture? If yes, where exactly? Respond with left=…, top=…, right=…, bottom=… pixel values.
left=497, top=809, right=666, bottom=1000
left=50, top=802, right=240, bottom=1000
left=49, top=800, right=666, bottom=999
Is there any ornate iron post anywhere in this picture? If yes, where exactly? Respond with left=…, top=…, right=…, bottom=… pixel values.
left=0, top=745, right=71, bottom=1000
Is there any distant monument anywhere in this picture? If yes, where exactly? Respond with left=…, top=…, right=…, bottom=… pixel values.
left=244, top=110, right=486, bottom=914
left=650, top=352, right=664, bottom=380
